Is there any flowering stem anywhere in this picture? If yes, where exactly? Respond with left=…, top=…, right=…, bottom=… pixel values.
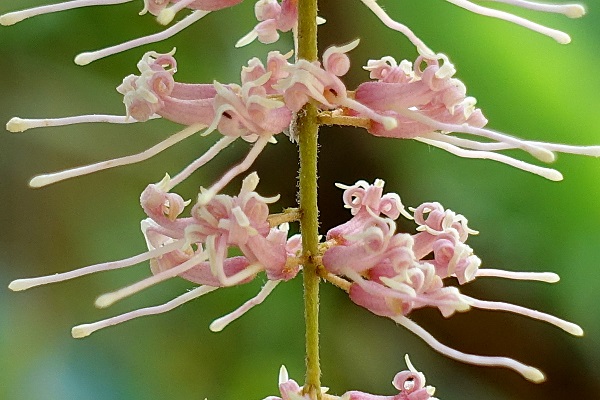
left=296, top=0, right=321, bottom=398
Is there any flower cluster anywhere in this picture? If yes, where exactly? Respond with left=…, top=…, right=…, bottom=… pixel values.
left=320, top=179, right=582, bottom=382
left=8, top=39, right=600, bottom=191
left=3, top=0, right=594, bottom=397
left=10, top=172, right=303, bottom=338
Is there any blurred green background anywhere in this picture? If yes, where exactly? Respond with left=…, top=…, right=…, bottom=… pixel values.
left=1, top=1, right=599, bottom=399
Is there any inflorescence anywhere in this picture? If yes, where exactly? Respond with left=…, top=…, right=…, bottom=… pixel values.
left=3, top=0, right=592, bottom=395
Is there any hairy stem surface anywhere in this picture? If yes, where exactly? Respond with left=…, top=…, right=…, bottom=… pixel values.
left=296, top=0, right=321, bottom=398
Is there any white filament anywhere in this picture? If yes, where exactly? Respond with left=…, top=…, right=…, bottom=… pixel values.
left=397, top=108, right=555, bottom=162
left=421, top=132, right=600, bottom=158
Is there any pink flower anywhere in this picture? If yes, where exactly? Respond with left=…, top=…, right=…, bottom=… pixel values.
left=355, top=54, right=488, bottom=139
left=138, top=172, right=298, bottom=289
left=323, top=217, right=397, bottom=276
left=241, top=50, right=294, bottom=94
left=323, top=179, right=415, bottom=276
left=210, top=76, right=292, bottom=139
left=117, top=50, right=216, bottom=124
left=116, top=49, right=293, bottom=136
left=410, top=202, right=479, bottom=283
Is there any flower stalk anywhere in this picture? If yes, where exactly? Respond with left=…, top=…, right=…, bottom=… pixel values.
left=296, top=0, right=321, bottom=398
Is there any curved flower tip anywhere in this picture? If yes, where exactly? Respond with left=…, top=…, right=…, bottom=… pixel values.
left=6, top=117, right=28, bottom=133
left=393, top=355, right=438, bottom=399
left=323, top=39, right=360, bottom=77
left=236, top=0, right=299, bottom=47
left=140, top=174, right=191, bottom=222
left=523, top=367, right=546, bottom=383
left=156, top=7, right=177, bottom=25
left=117, top=49, right=179, bottom=121
left=335, top=178, right=412, bottom=221
left=565, top=4, right=586, bottom=18
left=278, top=365, right=289, bottom=384
left=341, top=355, right=438, bottom=400
left=8, top=279, right=31, bottom=292
left=0, top=11, right=24, bottom=26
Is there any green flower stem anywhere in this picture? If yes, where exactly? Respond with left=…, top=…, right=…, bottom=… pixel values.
left=296, top=0, right=321, bottom=398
